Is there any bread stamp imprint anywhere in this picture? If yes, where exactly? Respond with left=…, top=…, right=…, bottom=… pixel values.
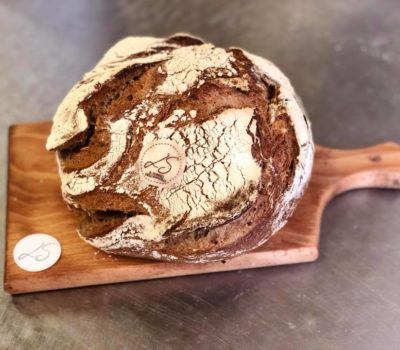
left=139, top=140, right=186, bottom=187
left=13, top=233, right=62, bottom=272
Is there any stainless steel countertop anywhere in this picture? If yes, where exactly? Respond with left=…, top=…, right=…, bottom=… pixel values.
left=1, top=1, right=399, bottom=349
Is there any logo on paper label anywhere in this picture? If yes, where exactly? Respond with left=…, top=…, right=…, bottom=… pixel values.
left=13, top=233, right=62, bottom=272
left=139, top=140, right=186, bottom=187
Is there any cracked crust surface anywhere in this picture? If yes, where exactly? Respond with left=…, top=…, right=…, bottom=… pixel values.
left=47, top=33, right=314, bottom=263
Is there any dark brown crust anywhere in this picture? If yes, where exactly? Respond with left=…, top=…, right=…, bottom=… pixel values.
left=165, top=34, right=204, bottom=46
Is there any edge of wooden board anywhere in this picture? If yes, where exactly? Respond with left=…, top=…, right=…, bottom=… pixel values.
left=4, top=246, right=318, bottom=294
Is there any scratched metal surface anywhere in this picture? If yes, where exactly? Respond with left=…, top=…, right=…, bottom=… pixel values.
left=1, top=1, right=400, bottom=349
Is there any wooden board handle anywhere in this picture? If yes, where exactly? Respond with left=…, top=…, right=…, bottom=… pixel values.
left=314, top=142, right=400, bottom=200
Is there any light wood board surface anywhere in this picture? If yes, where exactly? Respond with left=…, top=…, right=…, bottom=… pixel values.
left=4, top=122, right=400, bottom=294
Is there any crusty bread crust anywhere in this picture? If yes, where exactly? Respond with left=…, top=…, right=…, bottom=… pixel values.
left=47, top=33, right=314, bottom=263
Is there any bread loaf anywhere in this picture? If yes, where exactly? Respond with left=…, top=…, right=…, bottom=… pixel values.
left=47, top=33, right=314, bottom=263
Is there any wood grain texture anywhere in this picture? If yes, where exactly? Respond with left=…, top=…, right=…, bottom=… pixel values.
left=4, top=122, right=400, bottom=294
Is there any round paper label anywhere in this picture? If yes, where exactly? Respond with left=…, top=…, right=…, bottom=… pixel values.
left=139, top=140, right=186, bottom=187
left=13, top=233, right=62, bottom=272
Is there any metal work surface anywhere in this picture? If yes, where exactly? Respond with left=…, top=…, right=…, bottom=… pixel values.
left=1, top=1, right=399, bottom=349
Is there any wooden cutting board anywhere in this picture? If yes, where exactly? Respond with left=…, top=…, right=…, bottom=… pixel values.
left=4, top=122, right=400, bottom=294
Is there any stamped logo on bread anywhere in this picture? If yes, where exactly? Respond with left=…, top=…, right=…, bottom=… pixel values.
left=139, top=140, right=186, bottom=187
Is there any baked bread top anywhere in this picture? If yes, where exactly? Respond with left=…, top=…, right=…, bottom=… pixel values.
left=47, top=33, right=314, bottom=262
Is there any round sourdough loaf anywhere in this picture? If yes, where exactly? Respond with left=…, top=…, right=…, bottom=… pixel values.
left=47, top=33, right=314, bottom=263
